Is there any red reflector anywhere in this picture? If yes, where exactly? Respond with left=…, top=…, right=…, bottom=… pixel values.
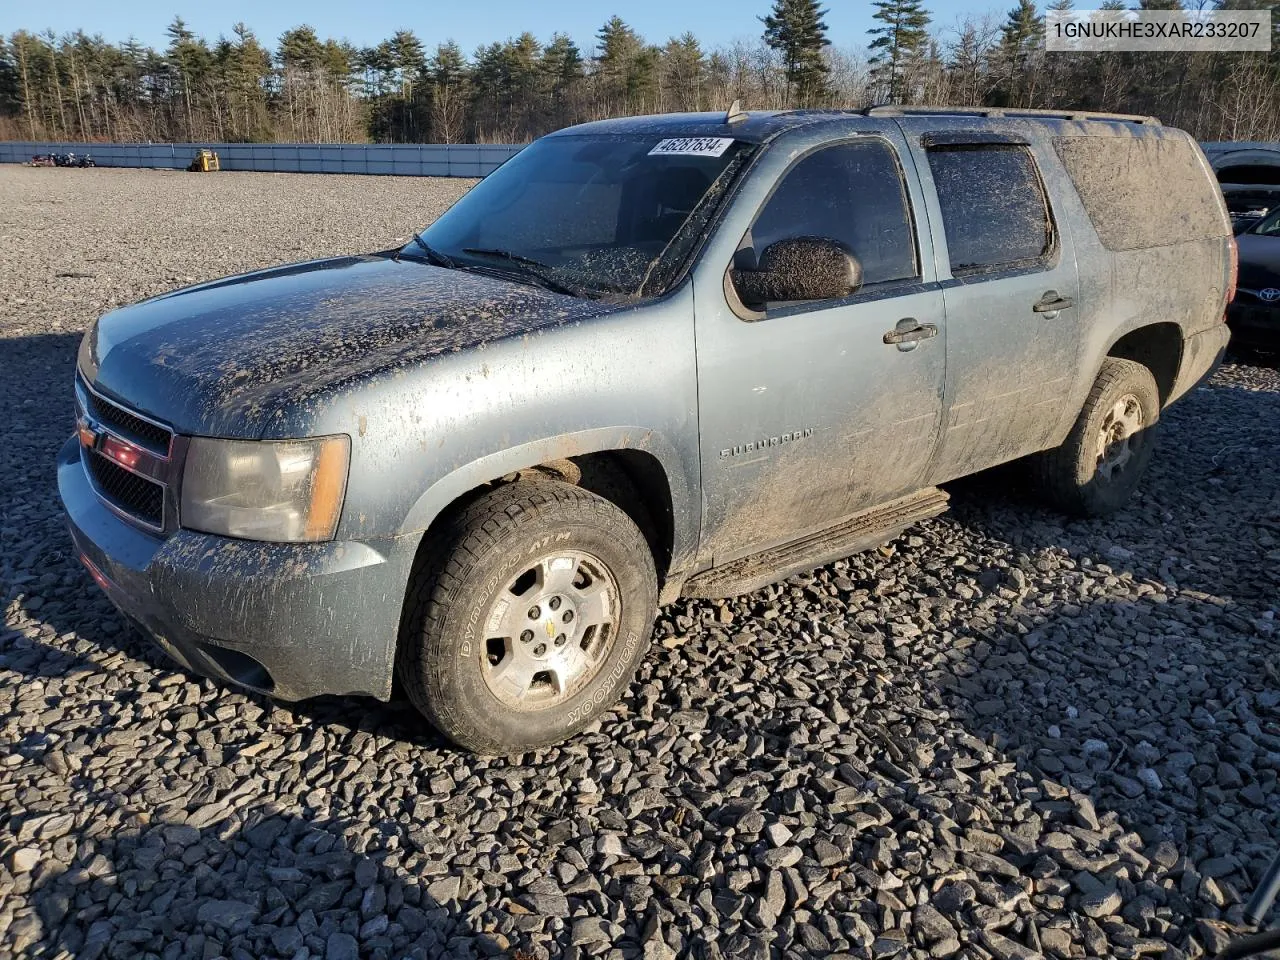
left=80, top=553, right=112, bottom=592
left=1227, top=236, right=1239, bottom=305
left=102, top=434, right=142, bottom=469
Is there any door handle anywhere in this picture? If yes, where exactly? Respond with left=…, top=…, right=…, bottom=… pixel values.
left=883, top=319, right=939, bottom=346
left=1033, top=291, right=1074, bottom=314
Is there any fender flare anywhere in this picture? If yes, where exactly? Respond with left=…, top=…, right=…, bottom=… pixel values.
left=1060, top=319, right=1188, bottom=438
left=397, top=426, right=699, bottom=566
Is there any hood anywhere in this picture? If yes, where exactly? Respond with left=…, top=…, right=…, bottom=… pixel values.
left=1236, top=233, right=1280, bottom=292
left=80, top=255, right=617, bottom=437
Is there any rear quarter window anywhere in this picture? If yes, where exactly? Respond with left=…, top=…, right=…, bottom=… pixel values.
left=1053, top=135, right=1230, bottom=251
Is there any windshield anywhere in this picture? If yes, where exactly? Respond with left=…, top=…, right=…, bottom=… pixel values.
left=410, top=134, right=751, bottom=298
left=1251, top=207, right=1280, bottom=236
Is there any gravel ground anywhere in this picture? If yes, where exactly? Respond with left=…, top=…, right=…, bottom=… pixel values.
left=1, top=165, right=1278, bottom=960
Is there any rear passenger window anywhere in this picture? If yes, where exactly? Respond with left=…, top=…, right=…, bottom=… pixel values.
left=1054, top=136, right=1230, bottom=250
left=748, top=140, right=918, bottom=287
left=927, top=145, right=1052, bottom=274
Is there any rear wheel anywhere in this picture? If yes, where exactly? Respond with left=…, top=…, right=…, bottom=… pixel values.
left=397, top=479, right=657, bottom=754
left=1031, top=357, right=1161, bottom=517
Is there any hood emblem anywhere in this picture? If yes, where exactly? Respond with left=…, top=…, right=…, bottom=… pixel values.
left=1260, top=288, right=1280, bottom=302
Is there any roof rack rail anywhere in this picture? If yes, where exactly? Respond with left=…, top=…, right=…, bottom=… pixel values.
left=864, top=105, right=1161, bottom=125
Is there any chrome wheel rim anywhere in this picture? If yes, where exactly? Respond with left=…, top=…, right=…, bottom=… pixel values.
left=1096, top=393, right=1144, bottom=481
left=480, top=550, right=619, bottom=710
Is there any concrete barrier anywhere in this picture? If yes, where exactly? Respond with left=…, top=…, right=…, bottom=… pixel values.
left=0, top=140, right=523, bottom=177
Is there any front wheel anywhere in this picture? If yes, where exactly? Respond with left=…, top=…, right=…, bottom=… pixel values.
left=397, top=479, right=657, bottom=754
left=1030, top=357, right=1161, bottom=517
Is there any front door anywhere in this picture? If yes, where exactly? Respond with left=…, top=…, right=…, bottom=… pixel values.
left=899, top=124, right=1084, bottom=482
left=693, top=126, right=949, bottom=566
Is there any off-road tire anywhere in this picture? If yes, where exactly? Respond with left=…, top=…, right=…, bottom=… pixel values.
left=1031, top=357, right=1161, bottom=517
left=397, top=479, right=657, bottom=755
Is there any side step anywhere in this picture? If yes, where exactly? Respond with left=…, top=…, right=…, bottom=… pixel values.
left=683, top=487, right=949, bottom=599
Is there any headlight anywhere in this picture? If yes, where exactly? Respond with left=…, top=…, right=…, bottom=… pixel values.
left=181, top=436, right=350, bottom=543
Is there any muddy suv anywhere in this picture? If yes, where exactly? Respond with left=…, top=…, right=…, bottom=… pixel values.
left=60, top=107, right=1234, bottom=753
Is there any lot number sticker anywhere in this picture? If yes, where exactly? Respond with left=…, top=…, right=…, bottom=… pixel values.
left=649, top=137, right=735, bottom=158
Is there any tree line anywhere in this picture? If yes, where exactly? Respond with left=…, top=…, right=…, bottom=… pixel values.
left=1, top=0, right=1278, bottom=146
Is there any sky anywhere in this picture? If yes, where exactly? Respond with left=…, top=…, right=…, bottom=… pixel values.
left=6, top=0, right=988, bottom=57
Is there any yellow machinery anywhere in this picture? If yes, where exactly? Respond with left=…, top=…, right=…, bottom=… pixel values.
left=188, top=149, right=220, bottom=172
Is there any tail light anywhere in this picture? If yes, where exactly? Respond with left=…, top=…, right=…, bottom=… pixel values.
left=1227, top=236, right=1239, bottom=306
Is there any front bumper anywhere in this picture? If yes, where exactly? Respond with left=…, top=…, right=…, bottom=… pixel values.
left=1227, top=299, right=1280, bottom=348
left=57, top=435, right=420, bottom=701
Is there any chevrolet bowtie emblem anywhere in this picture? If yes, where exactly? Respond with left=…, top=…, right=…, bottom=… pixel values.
left=545, top=619, right=556, bottom=638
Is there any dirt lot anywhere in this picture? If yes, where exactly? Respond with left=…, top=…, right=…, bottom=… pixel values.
left=1, top=165, right=1278, bottom=960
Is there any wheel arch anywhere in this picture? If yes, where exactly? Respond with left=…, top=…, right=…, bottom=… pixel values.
left=397, top=427, right=696, bottom=583
left=1104, top=321, right=1184, bottom=407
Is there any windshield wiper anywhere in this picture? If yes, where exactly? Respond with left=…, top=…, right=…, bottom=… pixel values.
left=460, top=247, right=591, bottom=298
left=397, top=232, right=455, bottom=268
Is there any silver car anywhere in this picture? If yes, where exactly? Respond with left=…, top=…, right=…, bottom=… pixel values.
left=60, top=106, right=1233, bottom=753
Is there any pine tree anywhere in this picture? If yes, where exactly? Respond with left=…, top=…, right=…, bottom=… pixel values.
left=1042, top=0, right=1076, bottom=109
left=761, top=0, right=831, bottom=107
left=595, top=17, right=655, bottom=113
left=541, top=33, right=583, bottom=92
left=502, top=33, right=543, bottom=136
left=277, top=26, right=325, bottom=72
left=504, top=32, right=541, bottom=96
left=8, top=32, right=40, bottom=138
left=663, top=33, right=706, bottom=111
left=427, top=41, right=469, bottom=143
left=322, top=40, right=357, bottom=88
left=226, top=23, right=271, bottom=140
left=471, top=42, right=509, bottom=115
left=0, top=38, right=19, bottom=121
left=994, top=0, right=1044, bottom=107
left=389, top=29, right=425, bottom=96
left=117, top=37, right=148, bottom=124
left=165, top=17, right=210, bottom=138
left=868, top=0, right=931, bottom=104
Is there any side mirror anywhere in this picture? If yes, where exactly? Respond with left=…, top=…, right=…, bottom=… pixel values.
left=731, top=237, right=862, bottom=306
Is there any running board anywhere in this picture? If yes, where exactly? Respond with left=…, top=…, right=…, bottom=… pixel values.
left=683, top=488, right=949, bottom=599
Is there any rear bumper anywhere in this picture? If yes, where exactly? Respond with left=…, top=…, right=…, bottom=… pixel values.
left=1170, top=323, right=1232, bottom=404
left=57, top=435, right=420, bottom=701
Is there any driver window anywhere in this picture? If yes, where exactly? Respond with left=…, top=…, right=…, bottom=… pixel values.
left=745, top=140, right=919, bottom=286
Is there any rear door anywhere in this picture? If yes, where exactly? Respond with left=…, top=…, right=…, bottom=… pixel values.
left=692, top=123, right=948, bottom=565
left=898, top=123, right=1084, bottom=482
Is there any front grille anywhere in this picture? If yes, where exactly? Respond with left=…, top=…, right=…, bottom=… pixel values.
left=79, top=379, right=172, bottom=455
left=86, top=452, right=164, bottom=528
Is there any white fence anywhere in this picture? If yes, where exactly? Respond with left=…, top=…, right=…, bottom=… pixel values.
left=0, top=141, right=523, bottom=177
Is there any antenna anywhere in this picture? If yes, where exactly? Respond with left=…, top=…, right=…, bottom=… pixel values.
left=725, top=99, right=748, bottom=125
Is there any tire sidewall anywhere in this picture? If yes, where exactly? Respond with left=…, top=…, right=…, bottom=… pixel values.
left=425, top=509, right=655, bottom=753
left=1077, top=364, right=1160, bottom=512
